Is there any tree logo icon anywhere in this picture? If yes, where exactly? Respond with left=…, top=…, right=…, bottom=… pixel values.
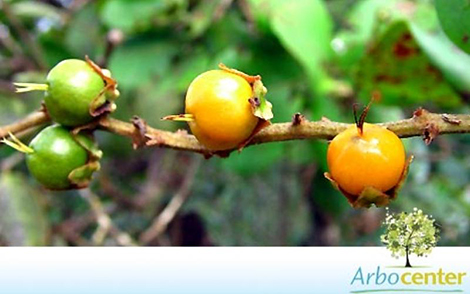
left=381, top=208, right=440, bottom=268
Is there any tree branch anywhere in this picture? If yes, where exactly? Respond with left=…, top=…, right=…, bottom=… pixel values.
left=99, top=109, right=470, bottom=155
left=0, top=110, right=50, bottom=139
left=1, top=108, right=470, bottom=155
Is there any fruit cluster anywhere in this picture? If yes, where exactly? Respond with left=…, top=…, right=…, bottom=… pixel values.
left=4, top=59, right=409, bottom=208
left=5, top=58, right=118, bottom=190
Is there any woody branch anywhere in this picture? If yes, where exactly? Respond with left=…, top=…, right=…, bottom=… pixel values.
left=0, top=108, right=468, bottom=156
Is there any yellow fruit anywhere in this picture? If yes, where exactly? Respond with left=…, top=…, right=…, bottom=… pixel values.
left=185, top=70, right=258, bottom=150
left=327, top=123, right=406, bottom=196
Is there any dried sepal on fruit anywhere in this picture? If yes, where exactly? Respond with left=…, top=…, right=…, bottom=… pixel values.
left=218, top=63, right=273, bottom=121
left=67, top=130, right=103, bottom=189
left=324, top=100, right=411, bottom=208
left=14, top=57, right=119, bottom=127
left=325, top=156, right=413, bottom=208
left=85, top=56, right=119, bottom=118
left=163, top=64, right=273, bottom=151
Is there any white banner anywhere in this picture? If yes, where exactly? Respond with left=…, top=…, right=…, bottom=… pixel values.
left=0, top=247, right=467, bottom=293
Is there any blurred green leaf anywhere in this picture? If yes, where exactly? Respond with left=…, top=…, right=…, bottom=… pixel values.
left=187, top=167, right=310, bottom=245
left=411, top=25, right=470, bottom=93
left=0, top=172, right=49, bottom=246
left=333, top=0, right=438, bottom=69
left=65, top=6, right=103, bottom=58
left=435, top=0, right=470, bottom=54
left=108, top=38, right=176, bottom=89
left=245, top=0, right=272, bottom=34
left=38, top=30, right=74, bottom=67
left=100, top=0, right=166, bottom=32
left=356, top=21, right=461, bottom=107
left=135, top=74, right=183, bottom=129
left=11, top=1, right=63, bottom=24
left=269, top=0, right=333, bottom=82
left=187, top=1, right=219, bottom=38
left=221, top=144, right=284, bottom=176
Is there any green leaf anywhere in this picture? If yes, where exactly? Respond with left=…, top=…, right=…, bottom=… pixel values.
left=355, top=21, right=461, bottom=107
left=245, top=0, right=272, bottom=34
left=269, top=0, right=333, bottom=82
left=411, top=24, right=470, bottom=93
left=333, top=0, right=439, bottom=69
left=435, top=0, right=470, bottom=54
left=0, top=172, right=49, bottom=246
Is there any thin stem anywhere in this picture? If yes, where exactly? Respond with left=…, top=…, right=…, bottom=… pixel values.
left=2, top=1, right=47, bottom=70
left=0, top=110, right=50, bottom=139
left=79, top=189, right=137, bottom=246
left=139, top=157, right=201, bottom=245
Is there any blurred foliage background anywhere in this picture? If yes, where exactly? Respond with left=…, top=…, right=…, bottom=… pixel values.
left=0, top=0, right=470, bottom=246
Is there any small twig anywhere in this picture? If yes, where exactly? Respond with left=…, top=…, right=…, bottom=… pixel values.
left=99, top=29, right=124, bottom=67
left=0, top=110, right=50, bottom=139
left=54, top=224, right=91, bottom=246
left=133, top=150, right=169, bottom=208
left=68, top=0, right=92, bottom=12
left=2, top=1, right=47, bottom=69
left=139, top=156, right=202, bottom=245
left=79, top=189, right=137, bottom=246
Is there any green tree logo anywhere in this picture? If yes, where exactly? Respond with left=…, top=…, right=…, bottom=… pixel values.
left=381, top=208, right=440, bottom=268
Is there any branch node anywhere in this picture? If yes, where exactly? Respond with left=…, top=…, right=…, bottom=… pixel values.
left=423, top=123, right=439, bottom=145
left=413, top=107, right=428, bottom=118
left=176, top=129, right=188, bottom=136
left=441, top=114, right=461, bottom=125
left=292, top=113, right=305, bottom=126
left=321, top=116, right=332, bottom=122
left=131, top=116, right=149, bottom=149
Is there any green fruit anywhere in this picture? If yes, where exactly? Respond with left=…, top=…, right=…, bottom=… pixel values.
left=26, top=125, right=97, bottom=190
left=45, top=59, right=105, bottom=126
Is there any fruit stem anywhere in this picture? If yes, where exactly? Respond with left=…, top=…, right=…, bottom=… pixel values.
left=14, top=83, right=49, bottom=93
left=161, top=114, right=195, bottom=122
left=353, top=97, right=375, bottom=135
left=1, top=132, right=34, bottom=154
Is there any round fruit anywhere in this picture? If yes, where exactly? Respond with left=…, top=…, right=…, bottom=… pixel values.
left=327, top=123, right=406, bottom=196
left=45, top=59, right=105, bottom=126
left=26, top=125, right=93, bottom=190
left=185, top=70, right=258, bottom=150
